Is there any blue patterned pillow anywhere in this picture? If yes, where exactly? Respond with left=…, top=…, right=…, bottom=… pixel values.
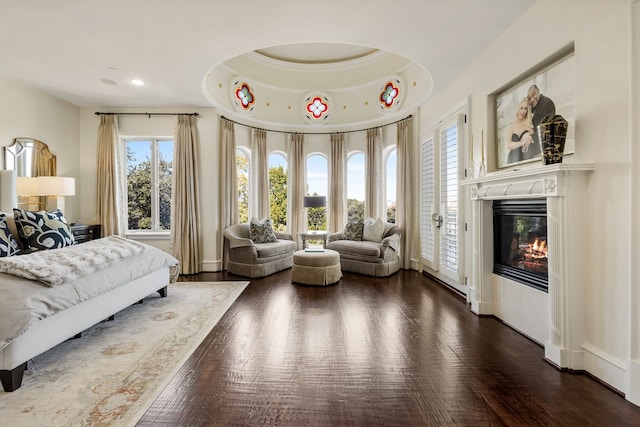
left=13, top=209, right=76, bottom=252
left=249, top=217, right=278, bottom=243
left=343, top=219, right=364, bottom=241
left=0, top=213, right=21, bottom=257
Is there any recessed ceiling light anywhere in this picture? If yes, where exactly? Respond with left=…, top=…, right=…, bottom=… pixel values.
left=130, top=79, right=144, bottom=86
left=99, top=77, right=118, bottom=86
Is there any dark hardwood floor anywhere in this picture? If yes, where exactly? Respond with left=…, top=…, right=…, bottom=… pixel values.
left=137, top=269, right=640, bottom=426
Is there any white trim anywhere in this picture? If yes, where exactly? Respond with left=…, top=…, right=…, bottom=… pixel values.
left=629, top=0, right=640, bottom=406
left=125, top=231, right=170, bottom=240
left=629, top=358, right=640, bottom=405
left=582, top=343, right=627, bottom=394
left=201, top=260, right=221, bottom=272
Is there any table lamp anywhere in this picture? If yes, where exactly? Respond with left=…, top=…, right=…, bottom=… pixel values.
left=304, top=195, right=326, bottom=231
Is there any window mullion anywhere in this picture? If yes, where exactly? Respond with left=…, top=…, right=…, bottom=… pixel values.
left=151, top=139, right=159, bottom=231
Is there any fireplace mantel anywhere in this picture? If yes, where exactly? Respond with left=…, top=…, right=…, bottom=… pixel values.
left=463, top=163, right=595, bottom=200
left=462, top=163, right=595, bottom=370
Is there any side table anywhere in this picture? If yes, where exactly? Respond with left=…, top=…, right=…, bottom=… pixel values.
left=70, top=224, right=102, bottom=244
left=298, top=230, right=328, bottom=249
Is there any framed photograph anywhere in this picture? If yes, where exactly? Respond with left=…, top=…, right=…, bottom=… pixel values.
left=494, top=52, right=575, bottom=169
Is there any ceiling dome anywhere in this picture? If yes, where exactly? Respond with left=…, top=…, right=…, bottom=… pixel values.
left=203, top=43, right=433, bottom=133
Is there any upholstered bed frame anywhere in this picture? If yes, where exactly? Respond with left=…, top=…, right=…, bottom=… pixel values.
left=0, top=170, right=175, bottom=392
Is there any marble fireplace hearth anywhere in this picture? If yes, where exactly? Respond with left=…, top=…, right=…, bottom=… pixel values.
left=463, top=163, right=594, bottom=370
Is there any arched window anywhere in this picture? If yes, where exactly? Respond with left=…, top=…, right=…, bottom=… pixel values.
left=236, top=147, right=250, bottom=223
left=347, top=152, right=365, bottom=222
left=268, top=152, right=288, bottom=231
left=385, top=148, right=397, bottom=223
left=306, top=154, right=328, bottom=230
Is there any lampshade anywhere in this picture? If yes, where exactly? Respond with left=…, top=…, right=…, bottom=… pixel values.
left=16, top=176, right=39, bottom=195
left=35, top=176, right=75, bottom=196
left=16, top=176, right=75, bottom=196
left=304, top=195, right=326, bottom=208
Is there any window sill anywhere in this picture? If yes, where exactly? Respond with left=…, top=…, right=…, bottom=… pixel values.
left=125, top=231, right=170, bottom=240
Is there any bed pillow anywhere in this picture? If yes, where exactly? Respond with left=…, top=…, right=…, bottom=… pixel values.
left=363, top=217, right=385, bottom=242
left=12, top=209, right=76, bottom=252
left=0, top=213, right=21, bottom=257
left=249, top=217, right=278, bottom=243
left=343, top=219, right=364, bottom=241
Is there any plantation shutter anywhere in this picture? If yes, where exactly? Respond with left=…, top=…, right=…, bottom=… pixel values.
left=421, top=137, right=437, bottom=268
left=439, top=123, right=459, bottom=274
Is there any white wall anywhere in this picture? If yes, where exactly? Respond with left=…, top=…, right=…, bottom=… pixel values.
left=419, top=0, right=633, bottom=397
left=0, top=76, right=80, bottom=220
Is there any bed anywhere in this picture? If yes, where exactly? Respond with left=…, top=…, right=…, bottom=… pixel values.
left=0, top=170, right=179, bottom=392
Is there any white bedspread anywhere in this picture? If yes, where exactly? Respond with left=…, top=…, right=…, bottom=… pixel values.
left=0, top=238, right=179, bottom=351
left=0, top=236, right=146, bottom=286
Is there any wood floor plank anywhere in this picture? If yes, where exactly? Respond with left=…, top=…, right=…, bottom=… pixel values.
left=137, top=270, right=640, bottom=426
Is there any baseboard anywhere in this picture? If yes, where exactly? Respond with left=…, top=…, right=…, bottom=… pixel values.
left=201, top=260, right=221, bottom=272
left=582, top=342, right=627, bottom=395
left=628, top=358, right=640, bottom=406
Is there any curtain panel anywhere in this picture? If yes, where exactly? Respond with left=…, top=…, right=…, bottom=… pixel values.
left=396, top=117, right=416, bottom=269
left=288, top=133, right=305, bottom=247
left=95, top=114, right=124, bottom=237
left=366, top=127, right=383, bottom=219
left=220, top=118, right=238, bottom=269
left=171, top=115, right=202, bottom=274
left=329, top=133, right=346, bottom=232
left=252, top=128, right=269, bottom=219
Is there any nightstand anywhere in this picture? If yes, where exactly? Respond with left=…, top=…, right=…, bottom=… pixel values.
left=70, top=224, right=102, bottom=244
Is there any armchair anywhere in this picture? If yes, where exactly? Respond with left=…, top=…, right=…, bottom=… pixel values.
left=326, top=221, right=401, bottom=277
left=224, top=223, right=296, bottom=278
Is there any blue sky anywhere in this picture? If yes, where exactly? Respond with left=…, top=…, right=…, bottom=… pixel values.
left=126, top=139, right=173, bottom=167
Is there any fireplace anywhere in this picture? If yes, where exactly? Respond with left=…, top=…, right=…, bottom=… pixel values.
left=493, top=199, right=548, bottom=292
left=463, top=163, right=594, bottom=370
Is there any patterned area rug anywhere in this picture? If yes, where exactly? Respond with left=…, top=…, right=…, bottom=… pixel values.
left=0, top=281, right=249, bottom=426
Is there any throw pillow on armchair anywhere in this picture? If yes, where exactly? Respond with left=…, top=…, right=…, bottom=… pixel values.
left=249, top=217, right=278, bottom=243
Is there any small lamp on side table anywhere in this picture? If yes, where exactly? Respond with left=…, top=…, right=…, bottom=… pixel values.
left=304, top=195, right=326, bottom=231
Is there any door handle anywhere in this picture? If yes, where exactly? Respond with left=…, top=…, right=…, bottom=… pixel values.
left=432, top=213, right=443, bottom=229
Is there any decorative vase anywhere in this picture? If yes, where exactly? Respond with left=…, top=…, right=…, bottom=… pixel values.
left=539, top=114, right=568, bottom=165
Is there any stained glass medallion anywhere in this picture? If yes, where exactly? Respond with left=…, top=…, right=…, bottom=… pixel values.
left=378, top=77, right=403, bottom=112
left=302, top=92, right=332, bottom=124
left=230, top=78, right=256, bottom=113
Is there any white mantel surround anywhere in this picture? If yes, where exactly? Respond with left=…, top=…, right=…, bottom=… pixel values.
left=462, top=163, right=595, bottom=370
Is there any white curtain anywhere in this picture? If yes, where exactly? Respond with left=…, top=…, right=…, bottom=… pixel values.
left=171, top=115, right=202, bottom=274
left=329, top=133, right=346, bottom=232
left=396, top=117, right=416, bottom=269
left=96, top=114, right=125, bottom=237
left=220, top=118, right=238, bottom=270
left=365, top=127, right=382, bottom=219
left=288, top=133, right=305, bottom=247
left=252, top=128, right=269, bottom=219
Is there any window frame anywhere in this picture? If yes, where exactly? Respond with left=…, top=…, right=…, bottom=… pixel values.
left=123, top=136, right=173, bottom=237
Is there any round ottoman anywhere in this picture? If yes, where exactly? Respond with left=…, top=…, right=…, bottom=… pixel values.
left=291, top=249, right=342, bottom=286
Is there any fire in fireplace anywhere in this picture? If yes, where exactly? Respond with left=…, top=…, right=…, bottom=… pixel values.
left=493, top=199, right=548, bottom=292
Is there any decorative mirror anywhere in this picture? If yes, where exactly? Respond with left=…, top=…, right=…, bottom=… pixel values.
left=4, top=138, right=57, bottom=177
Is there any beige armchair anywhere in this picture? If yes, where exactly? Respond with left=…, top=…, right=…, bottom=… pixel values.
left=326, top=221, right=401, bottom=277
left=224, top=223, right=296, bottom=278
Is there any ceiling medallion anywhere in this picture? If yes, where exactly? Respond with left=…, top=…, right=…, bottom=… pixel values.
left=302, top=92, right=332, bottom=125
left=230, top=77, right=256, bottom=114
left=378, top=76, right=404, bottom=113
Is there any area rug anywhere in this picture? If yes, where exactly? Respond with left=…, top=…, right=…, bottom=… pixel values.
left=0, top=281, right=249, bottom=427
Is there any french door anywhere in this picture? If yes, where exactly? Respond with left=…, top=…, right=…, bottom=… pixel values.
left=421, top=114, right=466, bottom=290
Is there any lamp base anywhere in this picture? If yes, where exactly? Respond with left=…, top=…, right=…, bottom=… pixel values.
left=46, top=196, right=65, bottom=212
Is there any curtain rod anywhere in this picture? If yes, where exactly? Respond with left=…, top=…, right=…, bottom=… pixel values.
left=220, top=114, right=412, bottom=135
left=95, top=112, right=199, bottom=118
